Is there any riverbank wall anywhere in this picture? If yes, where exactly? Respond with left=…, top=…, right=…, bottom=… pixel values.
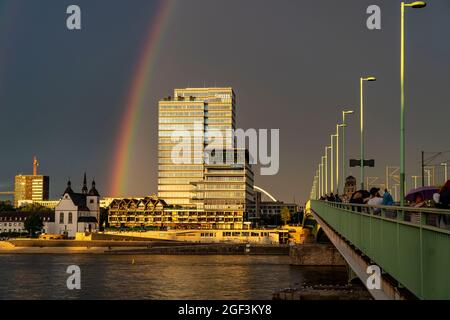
left=106, top=243, right=290, bottom=255
left=289, top=244, right=346, bottom=266
left=0, top=240, right=289, bottom=255
left=273, top=284, right=372, bottom=300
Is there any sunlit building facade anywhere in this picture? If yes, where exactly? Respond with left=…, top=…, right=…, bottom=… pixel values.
left=157, top=87, right=236, bottom=208
left=193, top=149, right=254, bottom=213
left=14, top=175, right=49, bottom=207
left=108, top=195, right=246, bottom=230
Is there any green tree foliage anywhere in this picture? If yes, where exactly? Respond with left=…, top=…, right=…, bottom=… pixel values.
left=20, top=203, right=52, bottom=213
left=280, top=207, right=291, bottom=225
left=24, top=213, right=44, bottom=236
left=99, top=208, right=109, bottom=231
left=260, top=214, right=281, bottom=226
left=0, top=201, right=15, bottom=212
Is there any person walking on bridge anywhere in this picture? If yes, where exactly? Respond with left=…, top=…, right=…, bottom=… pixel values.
left=382, top=189, right=394, bottom=206
left=437, top=180, right=450, bottom=228
left=368, top=188, right=383, bottom=214
left=438, top=180, right=450, bottom=209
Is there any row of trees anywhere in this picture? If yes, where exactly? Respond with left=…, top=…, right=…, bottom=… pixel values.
left=0, top=201, right=14, bottom=212
left=0, top=201, right=46, bottom=237
left=259, top=207, right=304, bottom=226
left=0, top=201, right=52, bottom=213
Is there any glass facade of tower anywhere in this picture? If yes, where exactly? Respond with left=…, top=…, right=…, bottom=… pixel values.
left=14, top=175, right=50, bottom=207
left=195, top=149, right=255, bottom=213
left=157, top=88, right=237, bottom=208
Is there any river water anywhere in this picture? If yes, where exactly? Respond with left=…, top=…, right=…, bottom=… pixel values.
left=0, top=254, right=347, bottom=299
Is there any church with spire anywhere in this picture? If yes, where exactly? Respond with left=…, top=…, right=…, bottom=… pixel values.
left=48, top=173, right=100, bottom=238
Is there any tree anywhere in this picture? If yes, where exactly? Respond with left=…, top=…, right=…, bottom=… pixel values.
left=280, top=207, right=291, bottom=226
left=20, top=203, right=51, bottom=213
left=0, top=201, right=15, bottom=212
left=99, top=208, right=109, bottom=231
left=24, top=213, right=44, bottom=237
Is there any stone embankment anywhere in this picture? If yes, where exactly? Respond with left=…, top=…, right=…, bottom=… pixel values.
left=289, top=244, right=346, bottom=266
left=273, top=284, right=372, bottom=300
left=106, top=243, right=289, bottom=255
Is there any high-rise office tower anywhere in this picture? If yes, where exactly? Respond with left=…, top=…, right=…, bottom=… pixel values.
left=158, top=87, right=239, bottom=208
left=14, top=157, right=50, bottom=207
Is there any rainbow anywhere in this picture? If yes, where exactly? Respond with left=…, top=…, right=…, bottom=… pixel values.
left=109, top=0, right=175, bottom=196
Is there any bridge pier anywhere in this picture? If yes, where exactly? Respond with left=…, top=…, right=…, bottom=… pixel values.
left=310, top=206, right=414, bottom=300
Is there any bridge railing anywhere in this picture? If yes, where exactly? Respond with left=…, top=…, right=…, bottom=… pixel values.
left=310, top=200, right=450, bottom=300
left=327, top=201, right=450, bottom=229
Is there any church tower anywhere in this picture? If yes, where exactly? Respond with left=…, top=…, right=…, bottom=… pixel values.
left=87, top=179, right=100, bottom=220
left=81, top=173, right=88, bottom=195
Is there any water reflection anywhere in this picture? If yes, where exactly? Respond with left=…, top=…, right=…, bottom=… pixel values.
left=0, top=254, right=348, bottom=300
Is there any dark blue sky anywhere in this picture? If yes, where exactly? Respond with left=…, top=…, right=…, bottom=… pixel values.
left=0, top=0, right=449, bottom=203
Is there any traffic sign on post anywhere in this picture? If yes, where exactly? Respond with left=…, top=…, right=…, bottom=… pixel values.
left=350, top=159, right=375, bottom=167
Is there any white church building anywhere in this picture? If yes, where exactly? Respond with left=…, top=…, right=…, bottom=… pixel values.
left=48, top=174, right=100, bottom=238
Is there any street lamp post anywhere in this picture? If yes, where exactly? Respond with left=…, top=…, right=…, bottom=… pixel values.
left=321, top=158, right=325, bottom=196
left=342, top=110, right=354, bottom=193
left=360, top=76, right=377, bottom=190
left=425, top=169, right=431, bottom=186
left=393, top=184, right=399, bottom=202
left=330, top=135, right=336, bottom=194
left=316, top=171, right=320, bottom=199
left=336, top=124, right=346, bottom=195
left=325, top=147, right=331, bottom=195
left=441, top=162, right=448, bottom=182
left=311, top=177, right=316, bottom=200
left=412, top=175, right=420, bottom=189
left=400, top=1, right=426, bottom=206
left=318, top=165, right=322, bottom=197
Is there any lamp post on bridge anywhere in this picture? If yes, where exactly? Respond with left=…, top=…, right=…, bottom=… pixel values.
left=425, top=169, right=432, bottom=186
left=399, top=1, right=426, bottom=206
left=313, top=170, right=319, bottom=200
left=441, top=162, right=448, bottom=182
left=341, top=110, right=354, bottom=193
left=318, top=165, right=322, bottom=198
left=315, top=171, right=320, bottom=199
left=335, top=123, right=346, bottom=195
left=393, top=184, right=399, bottom=202
left=360, top=76, right=377, bottom=190
left=312, top=173, right=318, bottom=200
left=325, top=146, right=333, bottom=194
left=412, top=175, right=420, bottom=189
left=325, top=146, right=331, bottom=195
left=330, top=134, right=337, bottom=194
left=321, top=158, right=325, bottom=196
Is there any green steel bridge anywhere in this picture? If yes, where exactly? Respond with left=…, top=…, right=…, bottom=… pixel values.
left=307, top=200, right=450, bottom=300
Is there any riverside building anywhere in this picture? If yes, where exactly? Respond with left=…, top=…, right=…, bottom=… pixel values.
left=14, top=157, right=50, bottom=208
left=109, top=87, right=254, bottom=230
left=158, top=87, right=237, bottom=208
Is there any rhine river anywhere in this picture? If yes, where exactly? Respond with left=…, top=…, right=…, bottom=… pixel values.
left=0, top=254, right=347, bottom=299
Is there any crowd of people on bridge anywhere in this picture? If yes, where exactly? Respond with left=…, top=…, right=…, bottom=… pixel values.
left=318, top=180, right=450, bottom=228
left=319, top=180, right=450, bottom=209
left=320, top=187, right=394, bottom=205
